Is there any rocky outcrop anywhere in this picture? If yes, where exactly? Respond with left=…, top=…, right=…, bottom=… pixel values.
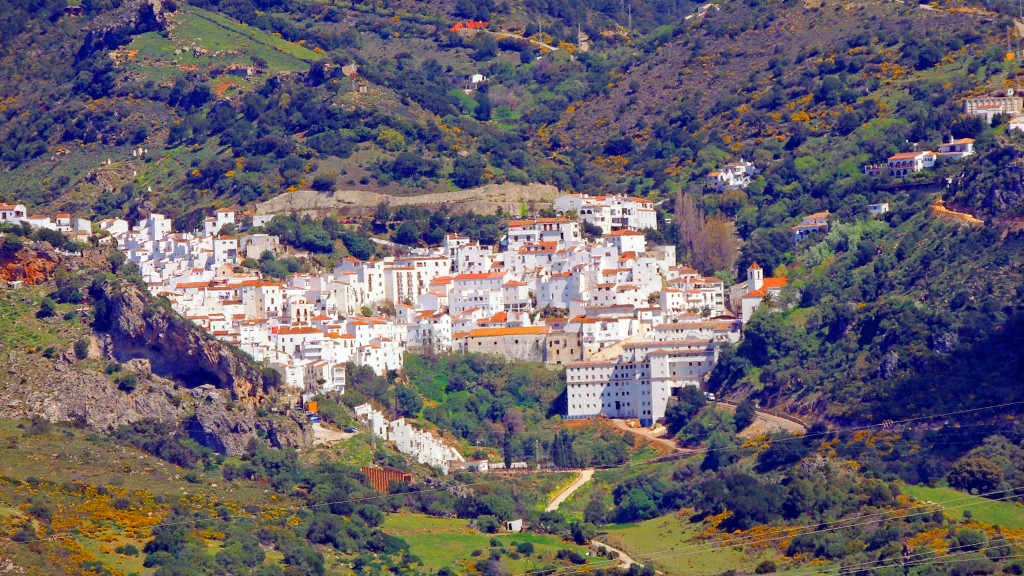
left=93, top=277, right=266, bottom=401
left=0, top=247, right=311, bottom=455
left=0, top=241, right=61, bottom=285
left=188, top=386, right=311, bottom=455
left=77, top=0, right=174, bottom=62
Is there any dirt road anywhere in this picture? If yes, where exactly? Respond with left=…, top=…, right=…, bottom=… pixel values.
left=311, top=422, right=358, bottom=446
left=716, top=401, right=807, bottom=438
left=545, top=468, right=594, bottom=512
left=607, top=418, right=681, bottom=453
left=591, top=540, right=641, bottom=570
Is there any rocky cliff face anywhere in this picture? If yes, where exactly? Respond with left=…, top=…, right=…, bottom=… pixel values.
left=189, top=386, right=311, bottom=455
left=0, top=246, right=311, bottom=455
left=93, top=277, right=266, bottom=401
left=949, top=142, right=1024, bottom=221
left=0, top=241, right=61, bottom=285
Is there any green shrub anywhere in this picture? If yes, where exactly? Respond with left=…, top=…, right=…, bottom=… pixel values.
left=37, top=297, right=56, bottom=318
left=74, top=338, right=90, bottom=359
left=115, top=544, right=139, bottom=556
left=116, top=373, right=138, bottom=392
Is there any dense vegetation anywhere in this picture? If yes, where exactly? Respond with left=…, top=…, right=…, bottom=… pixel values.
left=345, top=353, right=638, bottom=469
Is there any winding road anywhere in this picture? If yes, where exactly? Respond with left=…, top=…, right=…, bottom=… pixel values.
left=545, top=468, right=594, bottom=512
left=590, top=540, right=641, bottom=570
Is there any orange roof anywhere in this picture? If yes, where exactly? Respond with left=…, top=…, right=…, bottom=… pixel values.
left=805, top=211, right=830, bottom=219
left=504, top=280, right=527, bottom=287
left=605, top=230, right=646, bottom=237
left=763, top=277, right=788, bottom=289
left=888, top=152, right=930, bottom=161
left=273, top=326, right=323, bottom=335
left=175, top=281, right=214, bottom=289
left=453, top=272, right=505, bottom=280
left=747, top=262, right=761, bottom=270
left=458, top=326, right=550, bottom=338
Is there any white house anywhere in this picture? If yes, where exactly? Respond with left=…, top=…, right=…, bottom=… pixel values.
left=0, top=204, right=27, bottom=223
left=602, top=230, right=647, bottom=255
left=730, top=263, right=788, bottom=323
left=868, top=203, right=890, bottom=217
left=553, top=193, right=658, bottom=233
left=937, top=136, right=975, bottom=160
left=791, top=211, right=830, bottom=243
left=705, top=159, right=757, bottom=192
left=887, top=151, right=936, bottom=177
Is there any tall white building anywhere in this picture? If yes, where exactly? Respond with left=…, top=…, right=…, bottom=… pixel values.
left=565, top=339, right=719, bottom=425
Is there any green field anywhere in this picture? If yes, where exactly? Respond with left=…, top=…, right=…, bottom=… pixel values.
left=0, top=286, right=88, bottom=351
left=602, top=514, right=779, bottom=575
left=900, top=484, right=1024, bottom=530
left=382, top=512, right=593, bottom=572
left=123, top=5, right=323, bottom=89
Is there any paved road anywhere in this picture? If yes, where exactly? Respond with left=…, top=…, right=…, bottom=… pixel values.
left=545, top=468, right=594, bottom=512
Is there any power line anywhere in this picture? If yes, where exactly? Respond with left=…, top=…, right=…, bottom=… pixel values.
left=519, top=486, right=1024, bottom=576
left=784, top=536, right=1024, bottom=576
left=3, top=400, right=1021, bottom=548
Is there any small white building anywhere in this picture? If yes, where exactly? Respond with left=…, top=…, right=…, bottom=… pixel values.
left=791, top=211, right=830, bottom=243
left=705, top=159, right=757, bottom=192
left=937, top=136, right=975, bottom=160
left=0, top=203, right=27, bottom=223
left=868, top=203, right=890, bottom=217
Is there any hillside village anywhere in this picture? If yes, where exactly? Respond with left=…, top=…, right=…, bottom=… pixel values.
left=2, top=192, right=794, bottom=425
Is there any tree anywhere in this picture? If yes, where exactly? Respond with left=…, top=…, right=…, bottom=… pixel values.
left=569, top=521, right=596, bottom=545
left=452, top=154, right=487, bottom=188
left=948, top=456, right=1004, bottom=494
left=311, top=173, right=336, bottom=191
left=74, top=339, right=90, bottom=360
left=734, top=399, right=756, bottom=432
left=474, top=91, right=492, bottom=121
left=703, top=217, right=738, bottom=275
left=394, top=221, right=422, bottom=246
left=376, top=128, right=406, bottom=151
left=584, top=494, right=608, bottom=525
left=37, top=297, right=56, bottom=318
left=664, top=387, right=706, bottom=434
left=395, top=386, right=423, bottom=417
